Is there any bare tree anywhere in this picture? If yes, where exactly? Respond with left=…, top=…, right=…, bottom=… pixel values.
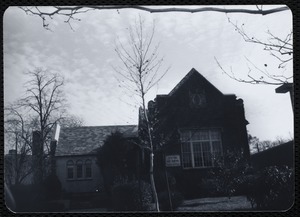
left=18, top=5, right=289, bottom=30
left=4, top=67, right=66, bottom=184
left=4, top=110, right=34, bottom=185
left=215, top=16, right=292, bottom=85
left=113, top=16, right=169, bottom=212
left=248, top=133, right=292, bottom=154
left=58, top=114, right=84, bottom=128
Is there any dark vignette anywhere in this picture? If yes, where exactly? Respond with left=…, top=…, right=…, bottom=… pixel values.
left=0, top=0, right=298, bottom=217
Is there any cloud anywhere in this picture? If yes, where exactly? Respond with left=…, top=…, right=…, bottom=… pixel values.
left=3, top=6, right=293, bottom=141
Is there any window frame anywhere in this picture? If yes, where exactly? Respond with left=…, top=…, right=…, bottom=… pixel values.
left=180, top=129, right=223, bottom=169
left=66, top=158, right=93, bottom=180
left=66, top=160, right=75, bottom=180
left=85, top=159, right=92, bottom=179
left=76, top=160, right=83, bottom=179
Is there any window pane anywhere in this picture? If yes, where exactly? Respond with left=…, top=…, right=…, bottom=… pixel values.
left=182, top=142, right=191, bottom=153
left=202, top=142, right=212, bottom=167
left=191, top=131, right=200, bottom=140
left=85, top=160, right=92, bottom=178
left=76, top=160, right=83, bottom=178
left=77, top=165, right=83, bottom=178
left=182, top=142, right=192, bottom=168
left=193, top=153, right=203, bottom=167
left=211, top=130, right=221, bottom=140
left=191, top=130, right=209, bottom=141
left=85, top=167, right=92, bottom=178
left=67, top=160, right=74, bottom=179
left=182, top=153, right=192, bottom=168
left=200, top=131, right=209, bottom=140
left=212, top=141, right=222, bottom=152
left=181, top=131, right=190, bottom=142
left=67, top=167, right=73, bottom=179
left=67, top=160, right=74, bottom=165
left=212, top=141, right=222, bottom=159
left=193, top=142, right=202, bottom=167
left=192, top=142, right=201, bottom=153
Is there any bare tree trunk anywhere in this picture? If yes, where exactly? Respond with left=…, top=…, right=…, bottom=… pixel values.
left=141, top=91, right=160, bottom=211
left=114, top=16, right=170, bottom=211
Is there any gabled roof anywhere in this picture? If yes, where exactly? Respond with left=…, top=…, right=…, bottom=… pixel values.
left=168, top=68, right=223, bottom=96
left=56, top=125, right=138, bottom=157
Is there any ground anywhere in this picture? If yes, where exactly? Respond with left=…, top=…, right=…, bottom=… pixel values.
left=177, top=196, right=252, bottom=211
left=67, top=195, right=253, bottom=212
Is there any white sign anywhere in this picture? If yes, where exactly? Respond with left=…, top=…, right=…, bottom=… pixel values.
left=165, top=155, right=181, bottom=167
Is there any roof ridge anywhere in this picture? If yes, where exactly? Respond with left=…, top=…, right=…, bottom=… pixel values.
left=168, top=68, right=224, bottom=97
left=168, top=68, right=198, bottom=96
left=62, top=124, right=138, bottom=129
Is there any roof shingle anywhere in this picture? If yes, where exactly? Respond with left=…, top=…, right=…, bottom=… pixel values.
left=56, top=125, right=138, bottom=156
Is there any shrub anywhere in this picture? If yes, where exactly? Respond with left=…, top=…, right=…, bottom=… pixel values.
left=245, top=166, right=294, bottom=210
left=43, top=174, right=62, bottom=200
left=158, top=191, right=184, bottom=211
left=111, top=181, right=153, bottom=211
left=209, top=151, right=251, bottom=198
left=10, top=184, right=47, bottom=212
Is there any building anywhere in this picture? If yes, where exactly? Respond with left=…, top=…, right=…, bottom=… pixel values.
left=145, top=68, right=250, bottom=197
left=55, top=125, right=139, bottom=194
left=8, top=68, right=249, bottom=197
left=251, top=140, right=294, bottom=170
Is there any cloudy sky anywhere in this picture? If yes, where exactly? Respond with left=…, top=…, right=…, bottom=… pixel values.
left=4, top=6, right=293, bottom=142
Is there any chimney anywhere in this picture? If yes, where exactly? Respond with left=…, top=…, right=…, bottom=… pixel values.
left=32, top=131, right=43, bottom=157
left=32, top=131, right=43, bottom=185
left=50, top=124, right=60, bottom=175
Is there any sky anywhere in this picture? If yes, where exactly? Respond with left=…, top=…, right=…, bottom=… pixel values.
left=3, top=6, right=293, bottom=142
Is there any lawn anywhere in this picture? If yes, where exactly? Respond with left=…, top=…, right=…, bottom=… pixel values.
left=177, top=196, right=253, bottom=211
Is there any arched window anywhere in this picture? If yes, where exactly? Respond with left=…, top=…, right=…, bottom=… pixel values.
left=66, top=160, right=74, bottom=179
left=85, top=159, right=92, bottom=178
left=76, top=160, right=83, bottom=178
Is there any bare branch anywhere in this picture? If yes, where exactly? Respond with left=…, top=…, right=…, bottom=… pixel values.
left=227, top=16, right=293, bottom=69
left=214, top=57, right=290, bottom=85
left=113, top=16, right=170, bottom=211
left=19, top=6, right=290, bottom=31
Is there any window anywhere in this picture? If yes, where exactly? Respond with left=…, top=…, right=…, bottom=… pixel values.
left=66, top=158, right=93, bottom=180
left=76, top=160, right=83, bottom=178
left=67, top=160, right=74, bottom=179
left=181, top=129, right=222, bottom=168
left=85, top=160, right=92, bottom=178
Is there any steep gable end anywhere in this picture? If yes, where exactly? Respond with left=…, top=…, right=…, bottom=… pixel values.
left=168, top=68, right=223, bottom=97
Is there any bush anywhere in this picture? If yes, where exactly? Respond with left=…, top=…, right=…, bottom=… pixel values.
left=9, top=175, right=63, bottom=212
left=10, top=184, right=47, bottom=212
left=43, top=174, right=62, bottom=200
left=209, top=151, right=251, bottom=198
left=111, top=181, right=153, bottom=211
left=245, top=166, right=294, bottom=210
left=158, top=191, right=184, bottom=211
